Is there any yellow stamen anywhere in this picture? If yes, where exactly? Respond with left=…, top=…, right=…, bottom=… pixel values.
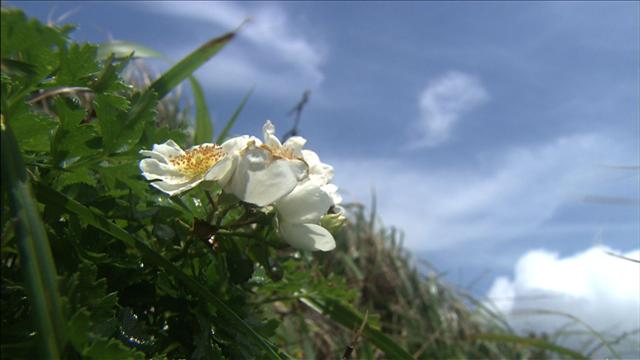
left=261, top=144, right=296, bottom=160
left=170, top=144, right=225, bottom=176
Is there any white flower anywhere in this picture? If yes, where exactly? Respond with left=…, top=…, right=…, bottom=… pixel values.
left=224, top=121, right=307, bottom=206
left=276, top=180, right=336, bottom=251
left=301, top=148, right=343, bottom=206
left=274, top=135, right=344, bottom=252
left=139, top=139, right=234, bottom=196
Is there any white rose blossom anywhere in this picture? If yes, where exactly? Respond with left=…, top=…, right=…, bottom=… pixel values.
left=274, top=138, right=344, bottom=252
left=223, top=121, right=307, bottom=207
left=140, top=120, right=343, bottom=252
left=139, top=139, right=236, bottom=196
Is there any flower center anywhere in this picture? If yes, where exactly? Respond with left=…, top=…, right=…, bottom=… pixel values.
left=170, top=145, right=226, bottom=176
left=261, top=144, right=295, bottom=160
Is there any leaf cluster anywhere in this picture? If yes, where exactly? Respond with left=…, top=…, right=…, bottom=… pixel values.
left=1, top=8, right=371, bottom=359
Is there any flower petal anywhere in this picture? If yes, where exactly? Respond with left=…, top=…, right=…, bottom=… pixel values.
left=321, top=183, right=343, bottom=205
left=221, top=135, right=254, bottom=153
left=225, top=145, right=307, bottom=206
left=139, top=158, right=191, bottom=184
left=140, top=150, right=169, bottom=164
left=283, top=136, right=306, bottom=158
left=152, top=140, right=185, bottom=161
left=203, top=156, right=233, bottom=185
left=280, top=222, right=336, bottom=252
left=263, top=120, right=282, bottom=149
left=276, top=180, right=332, bottom=224
left=149, top=177, right=204, bottom=196
left=302, top=149, right=334, bottom=184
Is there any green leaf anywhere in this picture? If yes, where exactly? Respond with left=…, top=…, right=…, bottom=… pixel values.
left=215, top=88, right=252, bottom=143
left=33, top=183, right=287, bottom=360
left=1, top=121, right=66, bottom=359
left=50, top=98, right=101, bottom=168
left=55, top=44, right=100, bottom=86
left=189, top=76, right=212, bottom=144
left=68, top=309, right=91, bottom=352
left=11, top=106, right=57, bottom=152
left=149, top=32, right=234, bottom=100
left=300, top=296, right=415, bottom=360
left=83, top=337, right=145, bottom=360
left=53, top=168, right=97, bottom=189
left=94, top=93, right=133, bottom=152
left=1, top=8, right=66, bottom=78
left=473, top=333, right=588, bottom=360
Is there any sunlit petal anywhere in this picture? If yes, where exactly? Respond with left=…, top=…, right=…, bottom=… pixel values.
left=276, top=180, right=333, bottom=224
left=280, top=222, right=336, bottom=252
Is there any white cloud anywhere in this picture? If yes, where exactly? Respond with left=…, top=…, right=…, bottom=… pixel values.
left=486, top=246, right=640, bottom=358
left=332, top=133, right=632, bottom=251
left=145, top=2, right=325, bottom=100
left=411, top=71, right=489, bottom=147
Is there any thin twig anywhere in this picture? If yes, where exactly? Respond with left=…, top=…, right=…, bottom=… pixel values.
left=605, top=251, right=640, bottom=264
left=342, top=310, right=368, bottom=360
left=28, top=86, right=93, bottom=104
left=282, top=90, right=311, bottom=141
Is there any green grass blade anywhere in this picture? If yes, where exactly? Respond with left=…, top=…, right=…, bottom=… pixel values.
left=215, top=88, right=253, bottom=143
left=97, top=40, right=165, bottom=60
left=189, top=76, right=213, bottom=143
left=473, top=333, right=588, bottom=360
left=33, top=183, right=285, bottom=360
left=1, top=121, right=66, bottom=359
left=150, top=32, right=234, bottom=100
left=300, top=296, right=414, bottom=360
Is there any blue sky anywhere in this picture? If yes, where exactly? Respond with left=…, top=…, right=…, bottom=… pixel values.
left=11, top=1, right=640, bottom=345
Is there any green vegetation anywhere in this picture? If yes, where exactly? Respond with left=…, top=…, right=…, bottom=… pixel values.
left=1, top=8, right=602, bottom=359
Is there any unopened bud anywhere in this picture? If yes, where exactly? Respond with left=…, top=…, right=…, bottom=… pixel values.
left=320, top=213, right=347, bottom=234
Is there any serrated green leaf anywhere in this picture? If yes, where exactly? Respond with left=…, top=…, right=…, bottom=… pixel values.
left=11, top=106, right=56, bottom=152
left=56, top=43, right=100, bottom=86
left=94, top=93, right=133, bottom=152
left=68, top=309, right=91, bottom=352
left=53, top=168, right=97, bottom=190
left=1, top=8, right=66, bottom=78
left=83, top=337, right=145, bottom=360
left=51, top=98, right=101, bottom=167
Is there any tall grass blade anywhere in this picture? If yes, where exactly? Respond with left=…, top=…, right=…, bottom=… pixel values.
left=300, top=296, right=415, bottom=360
left=97, top=40, right=164, bottom=59
left=474, top=333, right=588, bottom=360
left=1, top=121, right=66, bottom=359
left=33, top=183, right=285, bottom=360
left=149, top=32, right=234, bottom=100
left=189, top=76, right=213, bottom=143
left=215, top=88, right=252, bottom=143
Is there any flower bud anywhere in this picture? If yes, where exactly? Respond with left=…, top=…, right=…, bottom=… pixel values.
left=320, top=213, right=347, bottom=234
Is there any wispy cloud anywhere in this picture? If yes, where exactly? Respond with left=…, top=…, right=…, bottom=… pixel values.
left=332, top=133, right=632, bottom=251
left=145, top=2, right=325, bottom=100
left=410, top=71, right=488, bottom=148
left=486, top=245, right=640, bottom=357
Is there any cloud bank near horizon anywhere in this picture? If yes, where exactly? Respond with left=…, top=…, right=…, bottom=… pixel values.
left=486, top=245, right=640, bottom=357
